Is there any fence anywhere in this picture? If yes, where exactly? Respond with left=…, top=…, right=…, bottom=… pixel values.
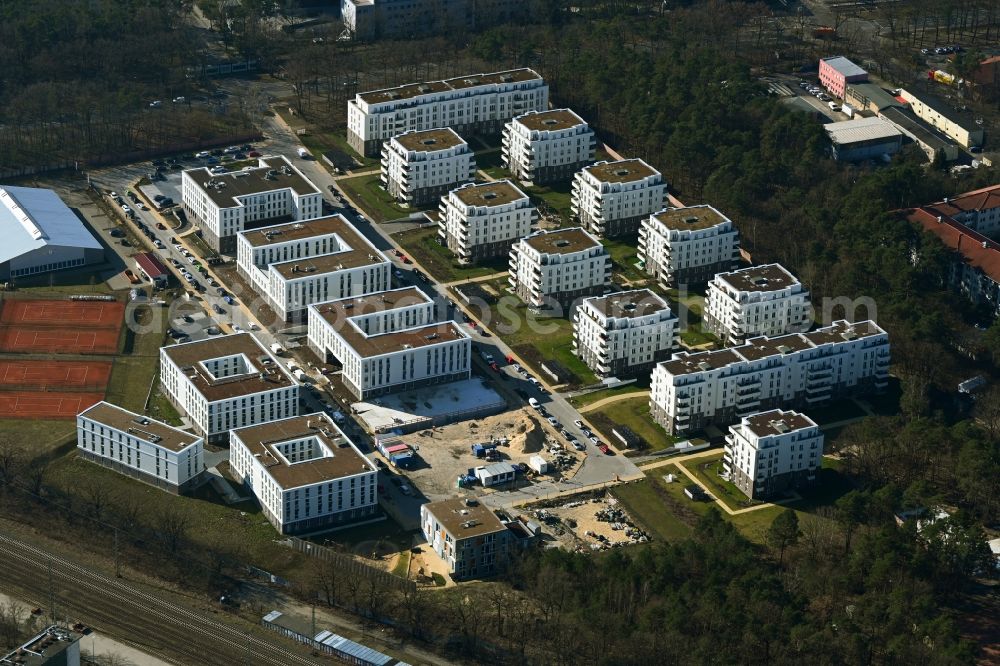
left=287, top=537, right=416, bottom=595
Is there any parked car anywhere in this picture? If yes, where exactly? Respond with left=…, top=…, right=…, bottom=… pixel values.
left=599, top=443, right=611, bottom=455
left=572, top=440, right=586, bottom=451
left=574, top=419, right=584, bottom=428
left=213, top=304, right=225, bottom=315
left=123, top=269, right=140, bottom=284
left=149, top=100, right=162, bottom=108
left=223, top=295, right=235, bottom=305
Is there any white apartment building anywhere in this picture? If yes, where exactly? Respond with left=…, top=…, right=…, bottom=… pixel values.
left=573, top=289, right=677, bottom=378
left=508, top=227, right=611, bottom=311
left=638, top=205, right=741, bottom=288
left=703, top=263, right=812, bottom=345
left=571, top=159, right=667, bottom=238
left=182, top=156, right=323, bottom=253
left=502, top=109, right=596, bottom=185
left=723, top=409, right=824, bottom=500
left=159, top=334, right=299, bottom=443
left=421, top=497, right=514, bottom=580
left=307, top=287, right=472, bottom=400
left=650, top=320, right=889, bottom=435
left=230, top=413, right=378, bottom=535
left=347, top=69, right=548, bottom=157
left=438, top=180, right=536, bottom=264
left=380, top=128, right=476, bottom=207
left=77, top=401, right=206, bottom=494
left=236, top=215, right=391, bottom=321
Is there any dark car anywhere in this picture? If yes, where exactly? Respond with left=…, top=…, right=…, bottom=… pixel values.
left=240, top=144, right=252, bottom=151
left=211, top=148, right=224, bottom=156
left=152, top=159, right=166, bottom=167
left=109, top=229, right=124, bottom=238
left=154, top=194, right=166, bottom=202
left=234, top=152, right=246, bottom=160
left=213, top=304, right=225, bottom=315
left=223, top=295, right=235, bottom=305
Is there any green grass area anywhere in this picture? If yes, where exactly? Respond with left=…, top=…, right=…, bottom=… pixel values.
left=391, top=550, right=411, bottom=578
left=185, top=233, right=218, bottom=260
left=612, top=478, right=693, bottom=542
left=679, top=325, right=719, bottom=347
left=602, top=237, right=648, bottom=284
left=0, top=418, right=76, bottom=459
left=274, top=106, right=375, bottom=169
left=481, top=165, right=510, bottom=181
left=525, top=181, right=574, bottom=223
left=105, top=304, right=169, bottom=413
left=569, top=385, right=648, bottom=408
left=474, top=149, right=504, bottom=171
left=680, top=453, right=758, bottom=512
left=392, top=227, right=506, bottom=283
left=586, top=396, right=679, bottom=452
left=339, top=172, right=415, bottom=223
left=807, top=399, right=867, bottom=425
left=147, top=384, right=183, bottom=426
left=11, top=273, right=113, bottom=294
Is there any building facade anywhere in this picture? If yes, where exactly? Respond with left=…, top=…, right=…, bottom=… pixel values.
left=638, top=205, right=741, bottom=288
left=347, top=69, right=548, bottom=157
left=342, top=0, right=520, bottom=41
left=236, top=215, right=391, bottom=321
left=703, top=263, right=812, bottom=345
left=307, top=287, right=471, bottom=400
left=159, top=334, right=299, bottom=443
left=573, top=289, right=677, bottom=378
left=502, top=109, right=596, bottom=185
left=421, top=498, right=513, bottom=579
left=723, top=409, right=824, bottom=500
left=825, top=117, right=904, bottom=162
left=508, top=227, right=611, bottom=311
left=650, top=320, right=889, bottom=435
left=380, top=128, right=475, bottom=207
left=438, top=180, right=536, bottom=264
left=818, top=56, right=868, bottom=99
left=230, top=413, right=379, bottom=535
left=181, top=156, right=323, bottom=253
left=922, top=184, right=1000, bottom=239
left=77, top=401, right=206, bottom=494
left=571, top=159, right=667, bottom=238
left=899, top=89, right=986, bottom=149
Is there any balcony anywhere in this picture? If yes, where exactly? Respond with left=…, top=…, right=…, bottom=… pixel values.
left=808, top=366, right=833, bottom=379
left=804, top=382, right=831, bottom=397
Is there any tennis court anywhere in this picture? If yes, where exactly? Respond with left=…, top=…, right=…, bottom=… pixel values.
left=0, top=298, right=124, bottom=354
left=0, top=360, right=113, bottom=391
left=0, top=299, right=124, bottom=327
left=0, top=391, right=105, bottom=419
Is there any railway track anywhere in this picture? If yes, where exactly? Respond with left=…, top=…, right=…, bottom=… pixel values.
left=0, top=532, right=321, bottom=666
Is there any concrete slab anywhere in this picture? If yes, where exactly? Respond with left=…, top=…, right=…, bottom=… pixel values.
left=353, top=378, right=506, bottom=433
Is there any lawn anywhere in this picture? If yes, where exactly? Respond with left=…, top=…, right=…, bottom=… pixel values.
left=525, top=181, right=574, bottom=223
left=474, top=149, right=504, bottom=171
left=569, top=385, right=648, bottom=409
left=12, top=272, right=114, bottom=294
left=586, top=396, right=679, bottom=453
left=612, top=478, right=693, bottom=542
left=602, top=237, right=648, bottom=284
left=105, top=304, right=169, bottom=413
left=680, top=453, right=759, bottom=512
left=274, top=106, right=375, bottom=169
left=481, top=165, right=510, bottom=181
left=339, top=172, right=415, bottom=223
left=392, top=227, right=506, bottom=284
left=0, top=418, right=76, bottom=460
left=807, top=399, right=867, bottom=425
left=185, top=232, right=219, bottom=260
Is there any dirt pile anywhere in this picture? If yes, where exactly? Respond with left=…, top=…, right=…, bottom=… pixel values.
left=511, top=415, right=545, bottom=454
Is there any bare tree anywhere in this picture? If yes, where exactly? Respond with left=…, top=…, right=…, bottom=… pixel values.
left=0, top=438, right=21, bottom=489
left=0, top=600, right=27, bottom=649
left=157, top=506, right=189, bottom=554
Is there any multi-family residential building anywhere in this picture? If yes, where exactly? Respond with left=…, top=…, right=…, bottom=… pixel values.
left=229, top=413, right=378, bottom=535
left=650, top=320, right=889, bottom=435
left=502, top=109, right=596, bottom=185
left=508, top=227, right=611, bottom=310
left=438, top=180, right=536, bottom=264
left=638, top=205, right=741, bottom=288
left=899, top=89, right=985, bottom=149
left=922, top=184, right=1000, bottom=238
left=235, top=215, right=391, bottom=321
left=347, top=69, right=548, bottom=157
left=421, top=498, right=514, bottom=579
left=703, top=264, right=812, bottom=345
left=181, top=156, right=323, bottom=253
left=380, top=128, right=476, bottom=207
left=570, top=159, right=667, bottom=238
left=573, top=289, right=677, bottom=378
left=307, top=287, right=471, bottom=400
left=818, top=56, right=868, bottom=99
left=77, top=401, right=206, bottom=494
left=723, top=409, right=824, bottom=500
left=159, top=334, right=299, bottom=443
left=341, top=0, right=520, bottom=41
left=0, top=626, right=84, bottom=666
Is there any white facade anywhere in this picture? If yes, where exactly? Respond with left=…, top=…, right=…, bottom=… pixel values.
left=924, top=184, right=1000, bottom=238
left=638, top=205, right=741, bottom=288
left=508, top=227, right=611, bottom=310
left=502, top=109, right=596, bottom=185
left=347, top=69, right=548, bottom=156
left=181, top=156, right=323, bottom=253
left=230, top=413, right=378, bottom=535
left=307, top=287, right=472, bottom=400
left=421, top=498, right=512, bottom=579
left=723, top=410, right=824, bottom=500
left=438, top=180, right=536, bottom=264
left=236, top=215, right=391, bottom=321
left=159, top=334, right=299, bottom=442
left=76, top=401, right=205, bottom=494
left=704, top=264, right=812, bottom=344
left=379, top=128, right=475, bottom=206
left=573, top=289, right=677, bottom=378
left=571, top=159, right=667, bottom=238
left=650, top=320, right=890, bottom=435
left=899, top=89, right=985, bottom=149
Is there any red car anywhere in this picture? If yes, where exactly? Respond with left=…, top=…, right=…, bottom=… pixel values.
left=598, top=443, right=611, bottom=455
left=248, top=150, right=261, bottom=157
left=401, top=256, right=412, bottom=264
left=489, top=361, right=500, bottom=373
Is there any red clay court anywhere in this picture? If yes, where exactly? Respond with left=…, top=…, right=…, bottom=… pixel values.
left=0, top=298, right=124, bottom=354
left=0, top=360, right=113, bottom=391
left=0, top=392, right=104, bottom=419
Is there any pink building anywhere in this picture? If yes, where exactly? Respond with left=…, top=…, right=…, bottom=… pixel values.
left=818, top=56, right=868, bottom=99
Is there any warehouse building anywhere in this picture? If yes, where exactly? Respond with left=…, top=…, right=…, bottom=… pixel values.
left=230, top=413, right=379, bottom=535
left=638, top=205, right=740, bottom=288
left=380, top=128, right=476, bottom=207
left=825, top=117, right=903, bottom=162
left=307, top=287, right=471, bottom=400
left=880, top=107, right=961, bottom=163
left=899, top=89, right=985, bottom=149
left=703, top=263, right=812, bottom=344
left=0, top=186, right=103, bottom=281
left=181, top=156, right=323, bottom=253
left=650, top=320, right=889, bottom=435
left=159, top=334, right=299, bottom=443
left=502, top=109, right=596, bottom=185
left=845, top=82, right=907, bottom=114
left=347, top=69, right=547, bottom=157
left=723, top=409, right=824, bottom=500
left=818, top=56, right=868, bottom=99
left=508, top=227, right=611, bottom=311
left=573, top=289, right=677, bottom=378
left=235, top=215, right=391, bottom=321
left=438, top=180, right=536, bottom=264
left=571, top=159, right=667, bottom=238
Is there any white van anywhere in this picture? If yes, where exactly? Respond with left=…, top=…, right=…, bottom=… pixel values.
left=528, top=398, right=541, bottom=410
left=297, top=147, right=310, bottom=158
